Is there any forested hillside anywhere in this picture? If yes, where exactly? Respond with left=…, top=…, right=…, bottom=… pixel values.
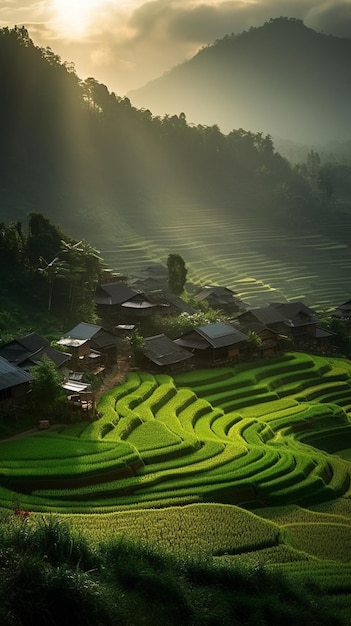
left=3, top=25, right=351, bottom=311
left=1, top=25, right=316, bottom=247
left=129, top=17, right=351, bottom=145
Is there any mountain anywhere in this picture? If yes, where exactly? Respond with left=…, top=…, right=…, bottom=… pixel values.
left=0, top=25, right=311, bottom=243
left=128, top=17, right=351, bottom=145
left=3, top=26, right=351, bottom=310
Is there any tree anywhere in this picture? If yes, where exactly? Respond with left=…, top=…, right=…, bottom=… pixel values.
left=38, top=255, right=69, bottom=313
left=30, top=355, right=65, bottom=417
left=167, top=254, right=187, bottom=295
left=60, top=239, right=102, bottom=317
left=150, top=309, right=221, bottom=340
left=25, top=212, right=64, bottom=268
left=129, top=330, right=145, bottom=366
left=246, top=330, right=262, bottom=356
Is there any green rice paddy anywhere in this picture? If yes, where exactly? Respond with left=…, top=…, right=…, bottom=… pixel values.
left=1, top=352, right=351, bottom=617
left=96, top=203, right=351, bottom=309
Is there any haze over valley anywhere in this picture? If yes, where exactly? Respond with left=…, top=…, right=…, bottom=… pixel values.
left=1, top=16, right=351, bottom=310
left=129, top=18, right=351, bottom=146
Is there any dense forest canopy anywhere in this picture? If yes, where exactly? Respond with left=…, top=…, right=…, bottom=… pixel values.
left=1, top=24, right=340, bottom=248
left=2, top=24, right=351, bottom=319
left=0, top=211, right=103, bottom=339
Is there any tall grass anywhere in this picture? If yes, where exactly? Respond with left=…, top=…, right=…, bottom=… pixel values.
left=0, top=513, right=343, bottom=626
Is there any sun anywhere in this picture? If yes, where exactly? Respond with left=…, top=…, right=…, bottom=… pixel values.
left=52, top=0, right=109, bottom=38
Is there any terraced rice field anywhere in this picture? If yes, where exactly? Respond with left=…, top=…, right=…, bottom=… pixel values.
left=1, top=352, right=351, bottom=618
left=1, top=352, right=350, bottom=511
left=97, top=203, right=351, bottom=309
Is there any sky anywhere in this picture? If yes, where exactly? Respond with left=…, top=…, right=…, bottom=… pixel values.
left=1, top=1, right=351, bottom=97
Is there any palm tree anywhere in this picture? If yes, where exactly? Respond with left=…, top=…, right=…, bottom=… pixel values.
left=38, top=255, right=69, bottom=313
left=246, top=330, right=262, bottom=356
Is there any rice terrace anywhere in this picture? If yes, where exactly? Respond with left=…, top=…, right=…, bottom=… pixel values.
left=1, top=351, right=351, bottom=622
left=98, top=202, right=351, bottom=310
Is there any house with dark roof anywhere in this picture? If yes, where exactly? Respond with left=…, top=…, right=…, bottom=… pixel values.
left=234, top=321, right=288, bottom=357
left=237, top=302, right=335, bottom=354
left=128, top=264, right=169, bottom=293
left=175, top=321, right=248, bottom=364
left=0, top=356, right=32, bottom=410
left=142, top=334, right=194, bottom=369
left=194, top=286, right=246, bottom=315
left=57, top=322, right=122, bottom=370
left=0, top=333, right=70, bottom=373
left=141, top=290, right=196, bottom=317
left=332, top=298, right=351, bottom=325
left=95, top=281, right=159, bottom=327
left=95, top=282, right=137, bottom=307
left=269, top=302, right=319, bottom=349
left=236, top=306, right=292, bottom=334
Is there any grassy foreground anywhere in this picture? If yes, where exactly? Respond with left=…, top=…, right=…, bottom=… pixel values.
left=0, top=513, right=346, bottom=626
left=0, top=352, right=351, bottom=623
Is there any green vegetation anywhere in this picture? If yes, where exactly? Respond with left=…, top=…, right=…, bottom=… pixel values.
left=30, top=355, right=66, bottom=417
left=167, top=253, right=188, bottom=295
left=3, top=26, right=351, bottom=312
left=2, top=22, right=351, bottom=623
left=0, top=513, right=346, bottom=626
left=1, top=353, right=351, bottom=622
left=1, top=353, right=350, bottom=512
left=0, top=213, right=103, bottom=339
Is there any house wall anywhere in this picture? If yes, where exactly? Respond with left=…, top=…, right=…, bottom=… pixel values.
left=0, top=382, right=30, bottom=411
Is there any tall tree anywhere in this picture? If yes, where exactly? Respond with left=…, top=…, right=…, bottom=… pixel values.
left=30, top=355, right=65, bottom=417
left=167, top=254, right=187, bottom=295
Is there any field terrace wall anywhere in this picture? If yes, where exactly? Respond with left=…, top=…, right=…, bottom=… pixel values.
left=0, top=354, right=350, bottom=512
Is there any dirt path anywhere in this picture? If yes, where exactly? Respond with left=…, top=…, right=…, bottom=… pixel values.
left=95, top=356, right=133, bottom=403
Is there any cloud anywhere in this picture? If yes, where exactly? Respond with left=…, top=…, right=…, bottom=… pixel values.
left=1, top=0, right=351, bottom=94
left=127, top=0, right=317, bottom=45
left=0, top=1, right=51, bottom=26
left=305, top=1, right=351, bottom=38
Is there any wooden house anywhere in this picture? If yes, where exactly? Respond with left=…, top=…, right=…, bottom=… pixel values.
left=237, top=302, right=335, bottom=354
left=0, top=332, right=70, bottom=374
left=332, top=298, right=351, bottom=325
left=0, top=356, right=32, bottom=410
left=141, top=290, right=196, bottom=317
left=194, top=285, right=246, bottom=315
left=57, top=322, right=122, bottom=371
left=175, top=321, right=248, bottom=364
left=270, top=302, right=335, bottom=352
left=235, top=322, right=287, bottom=357
left=128, top=263, right=169, bottom=292
left=236, top=306, right=292, bottom=336
left=142, top=334, right=194, bottom=370
left=95, top=281, right=159, bottom=327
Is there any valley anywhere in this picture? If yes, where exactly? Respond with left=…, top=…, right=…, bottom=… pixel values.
left=97, top=202, right=351, bottom=310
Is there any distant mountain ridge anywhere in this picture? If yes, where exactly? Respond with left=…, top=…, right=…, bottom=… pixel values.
left=128, top=18, right=351, bottom=144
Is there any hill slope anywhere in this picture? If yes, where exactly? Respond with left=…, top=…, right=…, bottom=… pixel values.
left=2, top=26, right=351, bottom=309
left=0, top=27, right=311, bottom=243
left=129, top=17, right=351, bottom=144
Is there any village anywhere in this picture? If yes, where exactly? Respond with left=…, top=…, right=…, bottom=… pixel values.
left=1, top=262, right=350, bottom=420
